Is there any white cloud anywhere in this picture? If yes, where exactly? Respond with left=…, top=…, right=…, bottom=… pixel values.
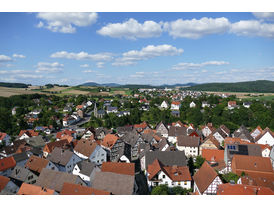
left=97, top=18, right=163, bottom=40
left=173, top=61, right=229, bottom=70
left=36, top=12, right=98, bottom=33
left=113, top=44, right=183, bottom=66
left=17, top=74, right=44, bottom=79
left=82, top=70, right=94, bottom=73
left=230, top=20, right=274, bottom=38
left=252, top=12, right=274, bottom=21
left=80, top=64, right=89, bottom=68
left=96, top=62, right=105, bottom=68
left=51, top=51, right=114, bottom=61
left=0, top=55, right=12, bottom=62
left=0, top=70, right=29, bottom=75
left=13, top=54, right=26, bottom=58
left=164, top=17, right=231, bottom=39
left=35, top=62, right=64, bottom=73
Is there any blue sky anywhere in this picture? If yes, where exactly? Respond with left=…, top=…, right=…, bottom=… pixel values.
left=0, top=12, right=274, bottom=86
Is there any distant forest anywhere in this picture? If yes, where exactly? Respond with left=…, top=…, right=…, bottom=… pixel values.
left=0, top=82, right=31, bottom=88
left=185, top=80, right=274, bottom=93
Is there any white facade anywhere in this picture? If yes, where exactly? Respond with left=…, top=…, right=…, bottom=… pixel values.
left=190, top=101, right=196, bottom=108
left=171, top=103, right=180, bottom=110
left=194, top=176, right=222, bottom=195
left=202, top=102, right=210, bottom=108
left=160, top=101, right=169, bottom=109
left=177, top=145, right=199, bottom=157
left=213, top=132, right=225, bottom=145
left=256, top=132, right=274, bottom=147
left=74, top=145, right=107, bottom=165
left=262, top=148, right=271, bottom=157
left=0, top=134, right=11, bottom=145
left=147, top=170, right=191, bottom=189
left=167, top=136, right=177, bottom=144
left=72, top=164, right=100, bottom=186
left=202, top=127, right=213, bottom=137
left=251, top=128, right=262, bottom=139
left=19, top=133, right=31, bottom=140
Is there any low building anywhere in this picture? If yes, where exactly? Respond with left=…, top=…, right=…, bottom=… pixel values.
left=176, top=135, right=200, bottom=157
left=193, top=161, right=222, bottom=195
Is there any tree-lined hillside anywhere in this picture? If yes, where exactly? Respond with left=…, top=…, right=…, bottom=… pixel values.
left=185, top=80, right=274, bottom=93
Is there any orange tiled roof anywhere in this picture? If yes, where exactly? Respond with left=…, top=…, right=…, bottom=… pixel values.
left=232, top=155, right=274, bottom=176
left=0, top=156, right=16, bottom=172
left=25, top=155, right=49, bottom=173
left=59, top=135, right=73, bottom=143
left=217, top=183, right=274, bottom=195
left=147, top=159, right=162, bottom=180
left=60, top=182, right=110, bottom=195
left=43, top=139, right=69, bottom=153
left=134, top=121, right=148, bottom=129
left=193, top=161, right=219, bottom=194
left=19, top=130, right=39, bottom=137
left=240, top=172, right=274, bottom=191
left=56, top=130, right=76, bottom=138
left=201, top=149, right=224, bottom=162
left=17, top=183, right=55, bottom=195
left=0, top=132, right=7, bottom=141
left=101, top=162, right=135, bottom=176
left=171, top=101, right=181, bottom=105
left=163, top=166, right=192, bottom=182
left=0, top=175, right=10, bottom=192
left=101, top=134, right=119, bottom=149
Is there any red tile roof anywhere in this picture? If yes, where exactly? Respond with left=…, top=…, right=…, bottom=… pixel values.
left=163, top=166, right=192, bottom=182
left=17, top=183, right=55, bottom=195
left=0, top=156, right=16, bottom=172
left=193, top=161, right=219, bottom=194
left=171, top=101, right=181, bottom=105
left=134, top=121, right=148, bottom=129
left=25, top=155, right=49, bottom=173
left=240, top=172, right=274, bottom=191
left=232, top=155, right=274, bottom=176
left=147, top=159, right=162, bottom=180
left=60, top=182, right=110, bottom=195
left=43, top=139, right=69, bottom=153
left=74, top=138, right=97, bottom=157
left=58, top=135, right=73, bottom=143
left=56, top=130, right=76, bottom=138
left=217, top=183, right=274, bottom=195
left=201, top=149, right=224, bottom=162
left=101, top=134, right=119, bottom=149
left=0, top=132, right=7, bottom=141
left=0, top=175, right=10, bottom=192
left=19, top=130, right=39, bottom=137
left=101, top=162, right=135, bottom=176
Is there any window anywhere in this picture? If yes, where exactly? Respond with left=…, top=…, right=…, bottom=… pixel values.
left=178, top=182, right=181, bottom=185
left=162, top=175, right=165, bottom=179
left=171, top=182, right=174, bottom=185
left=184, top=181, right=187, bottom=185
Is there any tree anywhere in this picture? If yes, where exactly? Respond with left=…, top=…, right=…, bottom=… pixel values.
left=170, top=187, right=192, bottom=195
left=219, top=172, right=239, bottom=183
left=187, top=157, right=195, bottom=176
left=194, top=156, right=205, bottom=169
left=150, top=185, right=169, bottom=195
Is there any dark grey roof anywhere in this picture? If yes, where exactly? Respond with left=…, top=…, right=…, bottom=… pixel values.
left=76, top=160, right=96, bottom=176
left=153, top=138, right=170, bottom=151
left=26, top=136, right=46, bottom=148
left=97, top=110, right=105, bottom=115
left=12, top=152, right=29, bottom=163
left=214, top=128, right=228, bottom=138
left=95, top=127, right=110, bottom=136
left=35, top=168, right=84, bottom=192
left=0, top=140, right=26, bottom=156
left=92, top=171, right=134, bottom=195
left=120, top=130, right=139, bottom=147
left=145, top=151, right=187, bottom=169
left=48, top=147, right=74, bottom=166
left=10, top=166, right=37, bottom=182
left=28, top=147, right=43, bottom=156
left=168, top=126, right=187, bottom=137
left=233, top=126, right=253, bottom=142
left=226, top=143, right=262, bottom=161
left=141, top=133, right=154, bottom=144
left=116, top=126, right=134, bottom=135
left=177, top=135, right=200, bottom=147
